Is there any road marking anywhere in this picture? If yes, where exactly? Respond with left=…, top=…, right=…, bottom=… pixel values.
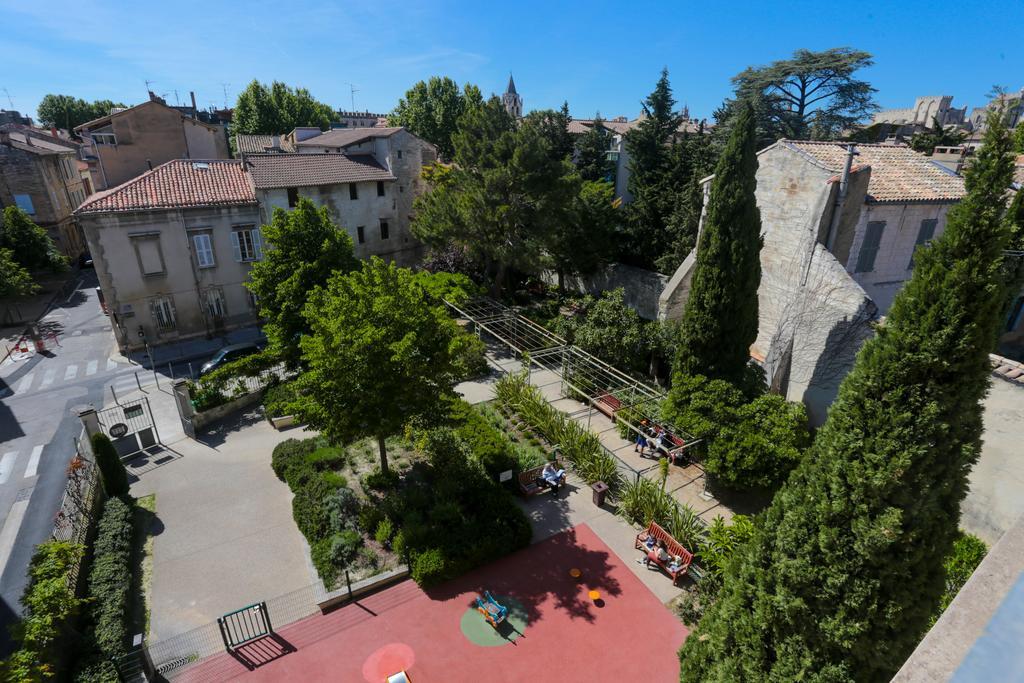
left=65, top=277, right=83, bottom=303
left=15, top=373, right=34, bottom=394
left=107, top=358, right=118, bottom=371
left=24, top=446, right=42, bottom=478
left=0, top=452, right=17, bottom=484
left=0, top=498, right=31, bottom=579
left=64, top=364, right=78, bottom=380
left=40, top=367, right=57, bottom=388
left=86, top=360, right=98, bottom=376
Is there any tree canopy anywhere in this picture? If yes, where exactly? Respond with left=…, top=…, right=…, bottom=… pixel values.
left=575, top=115, right=614, bottom=182
left=295, top=258, right=464, bottom=473
left=0, top=206, right=68, bottom=273
left=679, top=102, right=1017, bottom=683
left=553, top=288, right=662, bottom=376
left=0, top=248, right=36, bottom=298
left=910, top=116, right=967, bottom=155
left=387, top=77, right=483, bottom=161
left=674, top=102, right=762, bottom=388
left=729, top=47, right=877, bottom=142
left=232, top=80, right=335, bottom=136
left=246, top=198, right=358, bottom=367
left=36, top=94, right=126, bottom=132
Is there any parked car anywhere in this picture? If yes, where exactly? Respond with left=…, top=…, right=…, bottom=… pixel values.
left=199, top=342, right=262, bottom=376
left=78, top=251, right=94, bottom=268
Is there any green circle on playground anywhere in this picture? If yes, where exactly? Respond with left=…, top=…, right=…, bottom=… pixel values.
left=460, top=595, right=529, bottom=647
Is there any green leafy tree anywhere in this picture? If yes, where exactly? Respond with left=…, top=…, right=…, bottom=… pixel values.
left=246, top=198, right=358, bottom=367
left=575, top=114, right=614, bottom=182
left=910, top=116, right=968, bottom=155
left=387, top=77, right=481, bottom=161
left=663, top=373, right=746, bottom=439
left=729, top=47, right=877, bottom=142
left=0, top=247, right=37, bottom=297
left=622, top=69, right=684, bottom=266
left=1014, top=122, right=1024, bottom=154
left=674, top=102, right=762, bottom=387
left=679, top=104, right=1017, bottom=683
left=554, top=288, right=660, bottom=375
left=412, top=97, right=575, bottom=296
left=36, top=94, right=125, bottom=132
left=524, top=102, right=575, bottom=161
left=657, top=171, right=704, bottom=273
left=544, top=178, right=618, bottom=292
left=0, top=206, right=69, bottom=273
left=233, top=80, right=334, bottom=136
left=91, top=433, right=129, bottom=497
left=296, top=259, right=462, bottom=474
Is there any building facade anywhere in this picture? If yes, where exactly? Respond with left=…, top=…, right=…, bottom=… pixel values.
left=660, top=140, right=965, bottom=425
left=75, top=160, right=262, bottom=351
left=0, top=126, right=88, bottom=259
left=872, top=95, right=967, bottom=128
left=75, top=96, right=230, bottom=191
left=502, top=75, right=523, bottom=119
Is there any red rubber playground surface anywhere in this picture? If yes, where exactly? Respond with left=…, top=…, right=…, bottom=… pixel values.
left=179, top=523, right=688, bottom=682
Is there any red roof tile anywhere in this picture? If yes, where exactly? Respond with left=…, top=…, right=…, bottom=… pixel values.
left=244, top=153, right=394, bottom=189
left=76, top=160, right=256, bottom=214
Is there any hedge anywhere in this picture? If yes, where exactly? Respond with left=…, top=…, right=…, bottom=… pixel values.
left=86, top=497, right=134, bottom=659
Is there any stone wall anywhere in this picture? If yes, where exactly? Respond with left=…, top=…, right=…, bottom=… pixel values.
left=543, top=262, right=669, bottom=320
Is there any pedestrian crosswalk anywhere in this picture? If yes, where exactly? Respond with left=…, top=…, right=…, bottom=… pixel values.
left=0, top=445, right=49, bottom=484
left=4, top=357, right=136, bottom=396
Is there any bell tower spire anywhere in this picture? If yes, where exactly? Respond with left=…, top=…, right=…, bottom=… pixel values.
left=502, top=73, right=523, bottom=119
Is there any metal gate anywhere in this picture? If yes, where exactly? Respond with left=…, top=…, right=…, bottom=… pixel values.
left=218, top=601, right=272, bottom=650
left=97, top=397, right=159, bottom=458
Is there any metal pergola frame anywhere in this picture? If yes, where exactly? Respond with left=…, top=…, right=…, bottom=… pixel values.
left=447, top=297, right=701, bottom=456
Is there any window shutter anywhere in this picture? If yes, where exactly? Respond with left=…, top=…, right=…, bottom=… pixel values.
left=253, top=228, right=263, bottom=260
left=230, top=231, right=242, bottom=262
left=855, top=221, right=886, bottom=273
left=908, top=219, right=938, bottom=269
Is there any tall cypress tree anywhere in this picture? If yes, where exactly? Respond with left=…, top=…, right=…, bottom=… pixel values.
left=674, top=102, right=761, bottom=386
left=679, top=110, right=1016, bottom=682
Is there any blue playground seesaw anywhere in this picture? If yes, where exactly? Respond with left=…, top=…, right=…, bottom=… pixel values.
left=475, top=591, right=508, bottom=628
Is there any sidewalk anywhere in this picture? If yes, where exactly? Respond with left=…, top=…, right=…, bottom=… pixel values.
left=127, top=325, right=265, bottom=370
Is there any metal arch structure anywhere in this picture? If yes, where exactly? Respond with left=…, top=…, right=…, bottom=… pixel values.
left=446, top=297, right=700, bottom=454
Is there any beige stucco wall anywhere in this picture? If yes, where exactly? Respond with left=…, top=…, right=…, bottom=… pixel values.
left=183, top=119, right=229, bottom=160
left=79, top=203, right=262, bottom=350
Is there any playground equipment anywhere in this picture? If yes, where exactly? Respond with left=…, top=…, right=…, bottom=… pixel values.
left=475, top=591, right=508, bottom=628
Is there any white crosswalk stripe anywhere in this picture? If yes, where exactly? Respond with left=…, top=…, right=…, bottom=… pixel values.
left=0, top=451, right=18, bottom=484
left=40, top=367, right=57, bottom=388
left=64, top=364, right=78, bottom=381
left=15, top=373, right=34, bottom=394
left=24, top=445, right=43, bottom=478
left=86, top=360, right=98, bottom=376
left=106, top=358, right=117, bottom=371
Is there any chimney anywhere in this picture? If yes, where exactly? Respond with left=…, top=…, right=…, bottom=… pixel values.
left=0, top=131, right=9, bottom=146
left=50, top=126, right=59, bottom=139
left=146, top=159, right=153, bottom=170
left=190, top=91, right=197, bottom=114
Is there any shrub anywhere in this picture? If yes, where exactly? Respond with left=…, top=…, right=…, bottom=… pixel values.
left=187, top=379, right=229, bottom=412
left=291, top=476, right=333, bottom=539
left=411, top=548, right=448, bottom=587
left=698, top=515, right=755, bottom=583
left=324, top=487, right=361, bottom=534
left=86, top=497, right=134, bottom=659
left=935, top=532, right=987, bottom=618
left=358, top=505, right=386, bottom=535
left=452, top=331, right=489, bottom=380
left=662, top=373, right=744, bottom=439
left=310, top=536, right=339, bottom=589
left=392, top=530, right=406, bottom=559
left=375, top=518, right=394, bottom=546
left=704, top=394, right=810, bottom=491
left=448, top=400, right=518, bottom=479
left=331, top=530, right=363, bottom=568
left=263, top=380, right=300, bottom=417
left=619, top=477, right=676, bottom=527
left=305, top=446, right=347, bottom=471
left=362, top=467, right=400, bottom=491
left=319, top=471, right=348, bottom=489
left=91, top=433, right=129, bottom=497
left=271, top=437, right=319, bottom=480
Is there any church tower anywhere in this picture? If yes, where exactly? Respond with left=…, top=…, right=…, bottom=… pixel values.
left=502, top=74, right=523, bottom=119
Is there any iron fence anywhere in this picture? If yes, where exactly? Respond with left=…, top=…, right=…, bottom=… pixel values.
left=51, top=432, right=104, bottom=590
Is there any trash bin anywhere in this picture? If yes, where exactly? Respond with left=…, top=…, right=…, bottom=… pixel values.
left=591, top=481, right=609, bottom=507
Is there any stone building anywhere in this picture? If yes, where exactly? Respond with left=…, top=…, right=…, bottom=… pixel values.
left=660, top=141, right=966, bottom=425
left=872, top=95, right=967, bottom=128
left=75, top=160, right=262, bottom=351
left=502, top=75, right=523, bottom=119
left=334, top=111, right=387, bottom=128
left=75, top=95, right=230, bottom=191
left=0, top=126, right=88, bottom=259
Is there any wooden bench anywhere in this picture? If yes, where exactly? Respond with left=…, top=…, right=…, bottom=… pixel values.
left=634, top=521, right=693, bottom=585
left=518, top=460, right=565, bottom=497
left=593, top=391, right=622, bottom=419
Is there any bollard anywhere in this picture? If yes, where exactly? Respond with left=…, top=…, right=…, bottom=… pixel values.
left=188, top=362, right=194, bottom=379
left=168, top=362, right=174, bottom=379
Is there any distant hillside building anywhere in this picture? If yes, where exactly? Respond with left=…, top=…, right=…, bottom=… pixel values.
left=872, top=95, right=967, bottom=128
left=334, top=111, right=387, bottom=128
left=502, top=75, right=523, bottom=119
left=75, top=95, right=230, bottom=191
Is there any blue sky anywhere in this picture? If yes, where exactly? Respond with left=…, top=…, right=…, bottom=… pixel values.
left=2, top=0, right=1022, bottom=125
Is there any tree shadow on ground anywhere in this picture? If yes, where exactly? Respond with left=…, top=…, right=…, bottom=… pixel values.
left=128, top=496, right=162, bottom=642
left=424, top=524, right=623, bottom=627
left=196, top=408, right=266, bottom=449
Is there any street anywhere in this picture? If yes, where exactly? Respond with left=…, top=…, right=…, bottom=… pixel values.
left=0, top=271, right=190, bottom=653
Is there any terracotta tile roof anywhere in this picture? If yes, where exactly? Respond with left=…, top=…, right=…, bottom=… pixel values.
left=244, top=153, right=394, bottom=189
left=76, top=159, right=256, bottom=214
left=293, top=127, right=401, bottom=149
left=235, top=134, right=282, bottom=154
left=783, top=140, right=966, bottom=203
left=1, top=128, right=78, bottom=155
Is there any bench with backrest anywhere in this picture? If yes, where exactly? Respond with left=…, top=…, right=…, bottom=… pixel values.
left=593, top=391, right=622, bottom=419
left=634, top=521, right=693, bottom=585
left=518, top=459, right=565, bottom=497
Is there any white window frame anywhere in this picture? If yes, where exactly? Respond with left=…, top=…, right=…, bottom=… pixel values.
left=92, top=133, right=117, bottom=146
left=151, top=296, right=176, bottom=331
left=230, top=226, right=263, bottom=262
left=192, top=233, right=215, bottom=268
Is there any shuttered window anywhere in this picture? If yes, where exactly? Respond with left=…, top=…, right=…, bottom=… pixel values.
left=907, top=219, right=937, bottom=269
left=135, top=238, right=164, bottom=275
left=193, top=233, right=215, bottom=267
left=855, top=221, right=886, bottom=273
left=231, top=227, right=263, bottom=261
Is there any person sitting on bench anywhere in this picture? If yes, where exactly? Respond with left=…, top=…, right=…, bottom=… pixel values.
left=540, top=461, right=567, bottom=494
left=667, top=554, right=685, bottom=574
left=640, top=539, right=671, bottom=567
